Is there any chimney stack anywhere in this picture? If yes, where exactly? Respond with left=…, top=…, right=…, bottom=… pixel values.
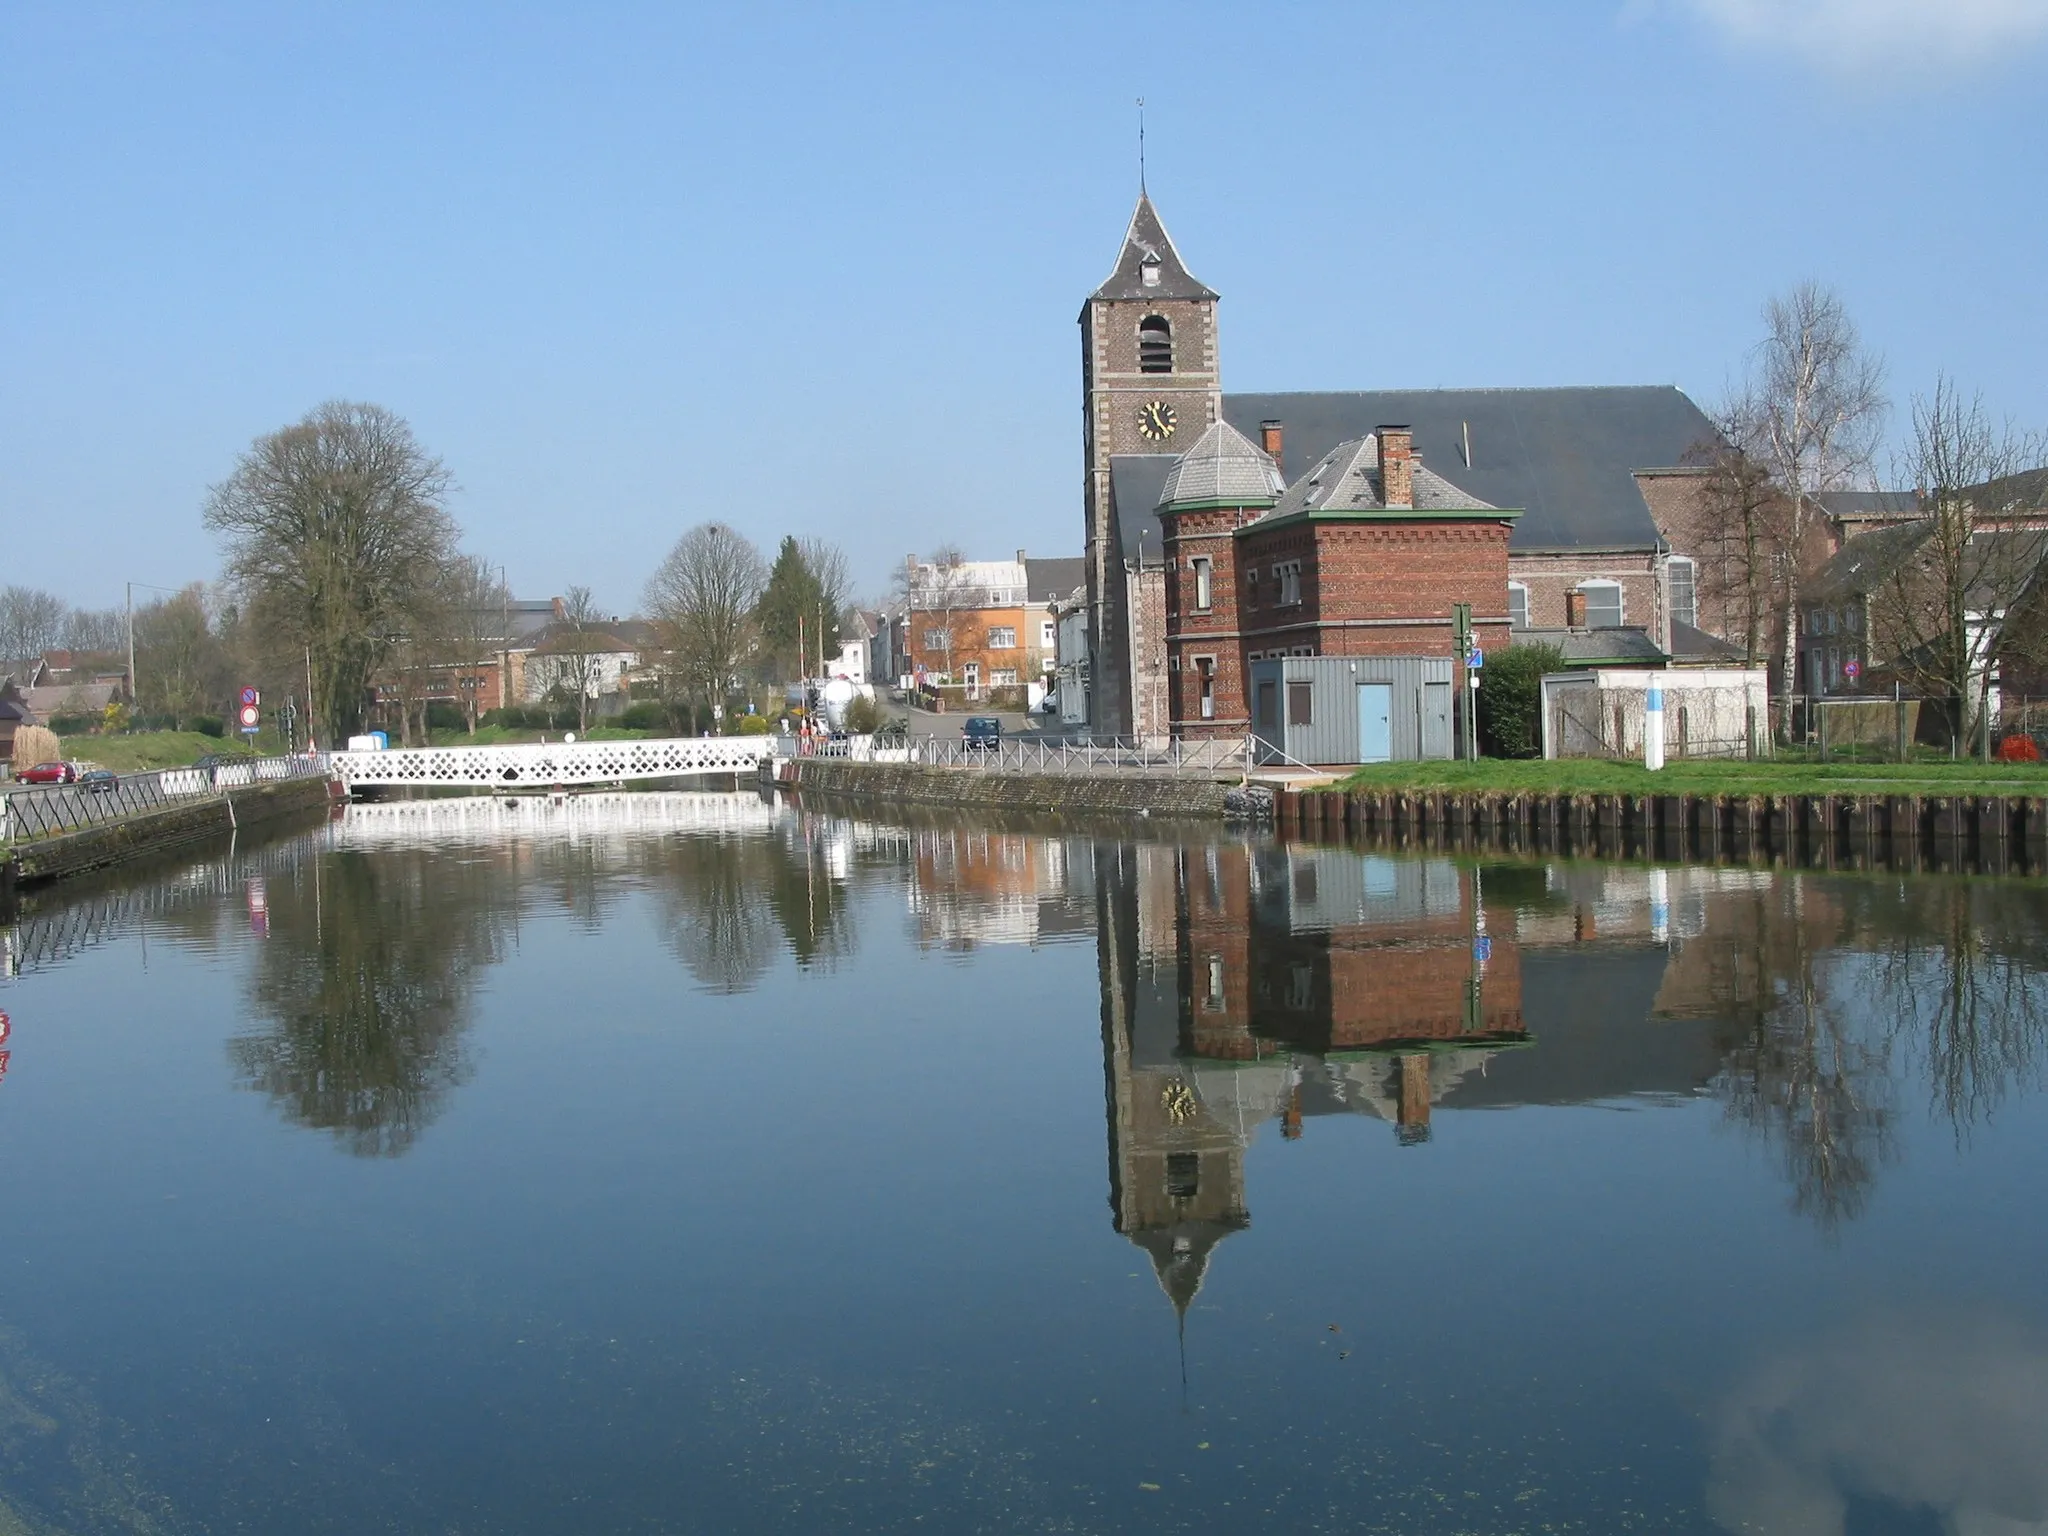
left=1016, top=548, right=1027, bottom=567
left=1378, top=426, right=1414, bottom=510
left=1566, top=590, right=1587, bottom=628
left=1259, top=419, right=1285, bottom=470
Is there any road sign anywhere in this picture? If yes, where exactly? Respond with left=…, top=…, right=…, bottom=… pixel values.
left=240, top=685, right=259, bottom=707
left=1844, top=658, right=1861, bottom=680
left=1467, top=648, right=1484, bottom=669
left=238, top=704, right=261, bottom=729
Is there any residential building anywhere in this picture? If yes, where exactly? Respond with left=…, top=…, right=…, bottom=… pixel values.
left=901, top=553, right=1033, bottom=700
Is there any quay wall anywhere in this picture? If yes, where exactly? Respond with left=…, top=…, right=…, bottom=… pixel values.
left=1278, top=785, right=2048, bottom=874
left=784, top=759, right=1240, bottom=819
left=6, top=778, right=338, bottom=891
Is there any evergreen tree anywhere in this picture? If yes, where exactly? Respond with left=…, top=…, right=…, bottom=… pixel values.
left=754, top=536, right=838, bottom=680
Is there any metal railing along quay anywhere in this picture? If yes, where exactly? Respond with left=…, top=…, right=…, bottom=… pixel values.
left=792, top=733, right=1258, bottom=776
left=0, top=755, right=328, bottom=844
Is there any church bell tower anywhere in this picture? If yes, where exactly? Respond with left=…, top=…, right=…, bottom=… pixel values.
left=1081, top=196, right=1220, bottom=736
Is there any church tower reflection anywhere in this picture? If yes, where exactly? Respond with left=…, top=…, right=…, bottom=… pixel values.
left=1096, top=839, right=1530, bottom=1317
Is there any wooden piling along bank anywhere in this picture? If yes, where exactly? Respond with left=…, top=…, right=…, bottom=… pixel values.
left=1275, top=787, right=2048, bottom=875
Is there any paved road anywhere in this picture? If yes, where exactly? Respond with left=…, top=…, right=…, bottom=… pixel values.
left=891, top=700, right=1066, bottom=740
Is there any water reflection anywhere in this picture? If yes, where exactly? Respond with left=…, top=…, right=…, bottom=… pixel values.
left=227, top=846, right=514, bottom=1156
left=1708, top=1310, right=2048, bottom=1534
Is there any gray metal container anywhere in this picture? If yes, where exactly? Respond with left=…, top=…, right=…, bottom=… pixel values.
left=1249, top=654, right=1454, bottom=765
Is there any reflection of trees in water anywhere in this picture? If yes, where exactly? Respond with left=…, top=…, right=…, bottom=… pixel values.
left=228, top=847, right=514, bottom=1157
left=1712, top=876, right=2048, bottom=1227
left=651, top=834, right=782, bottom=994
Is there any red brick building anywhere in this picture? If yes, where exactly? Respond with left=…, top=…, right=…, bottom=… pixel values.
left=1157, top=419, right=1519, bottom=742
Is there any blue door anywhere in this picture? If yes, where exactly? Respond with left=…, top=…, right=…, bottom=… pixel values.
left=1357, top=683, right=1393, bottom=762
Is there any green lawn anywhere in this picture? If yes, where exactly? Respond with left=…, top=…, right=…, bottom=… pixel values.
left=1332, top=757, right=2048, bottom=798
left=61, top=730, right=287, bottom=772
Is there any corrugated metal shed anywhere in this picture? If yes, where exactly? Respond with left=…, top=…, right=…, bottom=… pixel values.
left=1249, top=655, right=1455, bottom=766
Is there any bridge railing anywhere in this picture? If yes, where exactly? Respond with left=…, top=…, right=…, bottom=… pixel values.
left=0, top=754, right=328, bottom=844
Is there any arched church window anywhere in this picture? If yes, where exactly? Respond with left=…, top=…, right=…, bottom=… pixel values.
left=1138, top=316, right=1173, bottom=374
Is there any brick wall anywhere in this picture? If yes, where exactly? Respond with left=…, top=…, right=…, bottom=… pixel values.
left=1508, top=549, right=1661, bottom=634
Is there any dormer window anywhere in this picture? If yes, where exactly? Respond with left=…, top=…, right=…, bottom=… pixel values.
left=1141, top=259, right=1161, bottom=288
left=1138, top=315, right=1172, bottom=374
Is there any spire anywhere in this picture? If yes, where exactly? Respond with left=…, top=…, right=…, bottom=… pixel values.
left=1092, top=195, right=1218, bottom=303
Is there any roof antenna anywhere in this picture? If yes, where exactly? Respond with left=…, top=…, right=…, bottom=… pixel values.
left=1137, top=97, right=1147, bottom=195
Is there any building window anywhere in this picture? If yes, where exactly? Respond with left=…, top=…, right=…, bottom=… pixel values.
left=1277, top=560, right=1302, bottom=606
left=1579, top=580, right=1623, bottom=629
left=963, top=662, right=980, bottom=694
left=923, top=627, right=950, bottom=650
left=1165, top=1152, right=1199, bottom=1199
left=1287, top=681, right=1313, bottom=726
left=1848, top=606, right=1863, bottom=635
left=990, top=668, right=1018, bottom=685
left=1508, top=581, right=1530, bottom=630
left=1138, top=315, right=1172, bottom=374
left=1196, top=656, right=1215, bottom=720
left=1040, top=619, right=1056, bottom=649
left=1667, top=557, right=1697, bottom=631
left=1204, top=955, right=1225, bottom=1011
left=987, top=626, right=1017, bottom=649
left=1192, top=556, right=1212, bottom=611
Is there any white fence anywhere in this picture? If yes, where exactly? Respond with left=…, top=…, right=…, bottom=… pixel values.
left=1540, top=669, right=1769, bottom=761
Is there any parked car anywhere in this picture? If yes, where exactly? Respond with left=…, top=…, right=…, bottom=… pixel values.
left=963, top=716, right=1003, bottom=750
left=79, top=769, right=119, bottom=795
left=17, top=761, right=76, bottom=785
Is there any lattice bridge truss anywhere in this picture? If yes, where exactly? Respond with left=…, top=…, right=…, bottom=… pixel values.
left=330, top=736, right=779, bottom=791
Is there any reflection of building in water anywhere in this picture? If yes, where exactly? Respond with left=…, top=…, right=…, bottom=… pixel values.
left=907, top=827, right=1097, bottom=950
left=1095, top=844, right=1789, bottom=1320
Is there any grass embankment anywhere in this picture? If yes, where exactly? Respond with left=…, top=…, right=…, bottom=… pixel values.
left=62, top=730, right=290, bottom=772
left=1334, top=758, right=2048, bottom=798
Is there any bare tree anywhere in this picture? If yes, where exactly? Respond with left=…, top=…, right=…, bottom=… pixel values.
left=1689, top=396, right=1793, bottom=667
left=62, top=607, right=126, bottom=654
left=204, top=401, right=458, bottom=745
left=133, top=585, right=231, bottom=729
left=0, top=586, right=67, bottom=667
left=558, top=584, right=610, bottom=733
left=1869, top=378, right=2048, bottom=752
left=899, top=545, right=973, bottom=684
left=800, top=536, right=852, bottom=668
left=644, top=523, right=766, bottom=719
left=1748, top=284, right=1888, bottom=730
left=440, top=555, right=511, bottom=734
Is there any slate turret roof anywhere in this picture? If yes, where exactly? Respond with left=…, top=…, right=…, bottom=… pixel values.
left=1156, top=421, right=1284, bottom=511
left=1090, top=194, right=1217, bottom=304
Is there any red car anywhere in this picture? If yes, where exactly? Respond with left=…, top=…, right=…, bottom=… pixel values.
left=16, top=761, right=77, bottom=785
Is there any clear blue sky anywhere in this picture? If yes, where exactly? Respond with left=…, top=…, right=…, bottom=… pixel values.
left=4, top=0, right=2043, bottom=616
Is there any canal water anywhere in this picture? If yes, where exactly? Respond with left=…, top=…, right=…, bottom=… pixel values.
left=2, top=792, right=2045, bottom=1534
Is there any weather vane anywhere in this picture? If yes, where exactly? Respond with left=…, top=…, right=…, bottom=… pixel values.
left=1137, top=97, right=1147, bottom=193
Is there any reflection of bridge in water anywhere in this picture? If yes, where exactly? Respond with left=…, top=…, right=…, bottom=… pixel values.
left=330, top=791, right=786, bottom=847
left=331, top=737, right=778, bottom=791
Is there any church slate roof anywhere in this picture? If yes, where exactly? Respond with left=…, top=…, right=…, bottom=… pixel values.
left=1024, top=557, right=1087, bottom=603
left=1110, top=454, right=1178, bottom=563
left=1090, top=194, right=1218, bottom=304
left=1156, top=421, right=1284, bottom=511
left=1223, top=386, right=1717, bottom=552
left=1264, top=432, right=1497, bottom=521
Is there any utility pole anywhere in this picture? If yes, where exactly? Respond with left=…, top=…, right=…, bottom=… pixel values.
left=125, top=581, right=136, bottom=713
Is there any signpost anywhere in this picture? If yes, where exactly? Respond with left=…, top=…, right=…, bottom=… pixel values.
left=1451, top=603, right=1476, bottom=760
left=239, top=686, right=261, bottom=738
left=1844, top=658, right=1861, bottom=682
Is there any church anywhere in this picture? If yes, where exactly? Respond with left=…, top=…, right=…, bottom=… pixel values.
left=1080, top=195, right=1728, bottom=746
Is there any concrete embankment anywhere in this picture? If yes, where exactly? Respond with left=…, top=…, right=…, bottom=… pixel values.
left=5, top=778, right=338, bottom=892
left=1279, top=784, right=2048, bottom=874
left=782, top=758, right=1251, bottom=820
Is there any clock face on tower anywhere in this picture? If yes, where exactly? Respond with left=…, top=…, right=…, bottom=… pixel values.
left=1136, top=400, right=1179, bottom=442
